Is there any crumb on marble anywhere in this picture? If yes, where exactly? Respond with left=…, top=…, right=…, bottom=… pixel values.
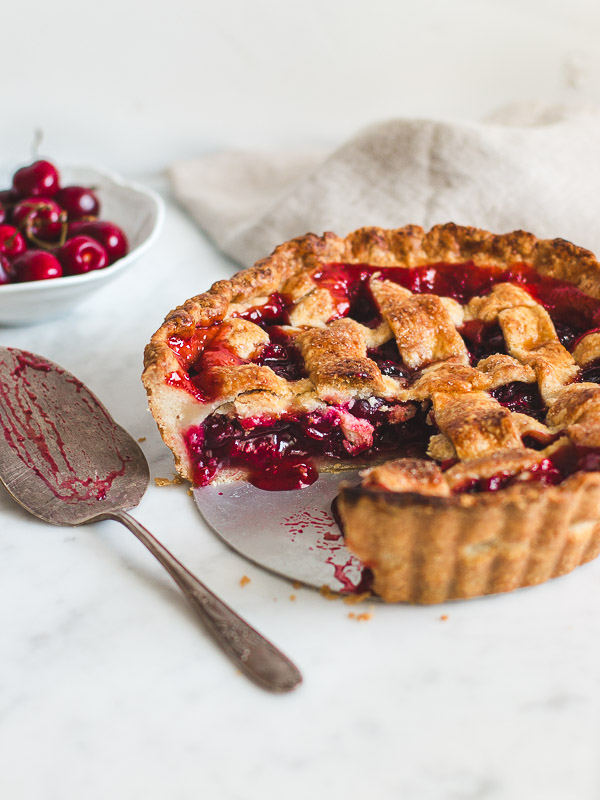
left=343, top=592, right=372, bottom=605
left=289, top=594, right=296, bottom=602
left=440, top=614, right=448, bottom=621
left=348, top=612, right=372, bottom=622
left=137, top=436, right=146, bottom=443
left=154, top=473, right=184, bottom=487
left=240, top=575, right=251, bottom=587
left=292, top=580, right=302, bottom=590
left=319, top=585, right=339, bottom=600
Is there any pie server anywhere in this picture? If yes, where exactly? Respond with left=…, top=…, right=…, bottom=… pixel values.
left=193, top=470, right=371, bottom=595
left=0, top=347, right=301, bottom=693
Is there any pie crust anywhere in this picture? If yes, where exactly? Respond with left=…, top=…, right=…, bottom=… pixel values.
left=143, top=224, right=600, bottom=603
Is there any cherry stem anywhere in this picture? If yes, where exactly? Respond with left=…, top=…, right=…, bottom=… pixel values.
left=31, top=128, right=44, bottom=160
left=23, top=207, right=68, bottom=251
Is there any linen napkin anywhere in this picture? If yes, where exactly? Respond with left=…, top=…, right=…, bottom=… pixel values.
left=168, top=105, right=600, bottom=268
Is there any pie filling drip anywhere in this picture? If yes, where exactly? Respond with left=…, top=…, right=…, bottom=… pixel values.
left=167, top=262, right=600, bottom=491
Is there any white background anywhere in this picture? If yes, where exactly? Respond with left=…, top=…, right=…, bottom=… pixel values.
left=3, top=2, right=600, bottom=799
left=2, top=0, right=600, bottom=173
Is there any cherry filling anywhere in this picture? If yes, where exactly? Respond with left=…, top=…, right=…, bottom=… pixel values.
left=578, top=358, right=600, bottom=384
left=367, top=339, right=410, bottom=379
left=453, top=446, right=600, bottom=494
left=169, top=261, right=600, bottom=491
left=490, top=381, right=545, bottom=422
left=188, top=403, right=430, bottom=490
left=253, top=328, right=307, bottom=381
left=460, top=321, right=506, bottom=362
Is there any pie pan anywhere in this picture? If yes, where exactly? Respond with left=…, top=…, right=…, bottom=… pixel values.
left=0, top=164, right=164, bottom=325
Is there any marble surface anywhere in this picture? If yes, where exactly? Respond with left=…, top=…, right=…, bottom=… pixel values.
left=1, top=183, right=600, bottom=800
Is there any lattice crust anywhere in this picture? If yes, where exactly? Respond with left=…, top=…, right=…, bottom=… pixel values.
left=143, top=224, right=600, bottom=489
left=171, top=276, right=589, bottom=479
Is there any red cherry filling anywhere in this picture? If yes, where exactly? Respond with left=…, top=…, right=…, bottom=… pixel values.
left=367, top=339, right=410, bottom=379
left=490, top=381, right=545, bottom=422
left=234, top=292, right=289, bottom=327
left=254, top=336, right=307, bottom=381
left=453, top=446, right=600, bottom=494
left=188, top=403, right=430, bottom=490
left=175, top=261, right=600, bottom=490
left=12, top=160, right=59, bottom=198
left=454, top=458, right=563, bottom=494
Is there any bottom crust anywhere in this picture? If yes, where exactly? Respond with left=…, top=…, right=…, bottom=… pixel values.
left=337, top=472, right=600, bottom=603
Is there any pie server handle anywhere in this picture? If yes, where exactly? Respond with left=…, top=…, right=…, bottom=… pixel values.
left=107, top=510, right=303, bottom=693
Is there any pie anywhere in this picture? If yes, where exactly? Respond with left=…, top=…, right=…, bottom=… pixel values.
left=143, top=223, right=600, bottom=603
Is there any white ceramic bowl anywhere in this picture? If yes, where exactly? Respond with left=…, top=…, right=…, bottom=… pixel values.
left=0, top=164, right=164, bottom=325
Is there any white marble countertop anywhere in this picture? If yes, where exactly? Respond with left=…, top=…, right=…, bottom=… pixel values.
left=1, top=183, right=600, bottom=800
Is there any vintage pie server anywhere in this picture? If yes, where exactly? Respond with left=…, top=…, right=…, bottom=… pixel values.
left=194, top=470, right=371, bottom=595
left=0, top=347, right=301, bottom=693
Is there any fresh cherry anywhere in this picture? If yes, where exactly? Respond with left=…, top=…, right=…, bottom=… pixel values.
left=12, top=250, right=62, bottom=282
left=0, top=225, right=26, bottom=258
left=13, top=198, right=66, bottom=245
left=56, top=185, right=100, bottom=220
left=67, top=220, right=89, bottom=238
left=76, top=220, right=128, bottom=263
left=58, top=236, right=108, bottom=275
left=12, top=160, right=60, bottom=198
left=0, top=254, right=12, bottom=284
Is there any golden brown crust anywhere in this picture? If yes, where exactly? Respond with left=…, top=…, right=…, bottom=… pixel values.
left=143, top=224, right=600, bottom=375
left=338, top=472, right=600, bottom=603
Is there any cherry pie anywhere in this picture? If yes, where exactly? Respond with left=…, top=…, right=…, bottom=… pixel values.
left=143, top=224, right=600, bottom=603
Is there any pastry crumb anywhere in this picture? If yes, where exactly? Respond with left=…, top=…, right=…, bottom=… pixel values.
left=319, top=585, right=339, bottom=600
left=440, top=614, right=449, bottom=621
left=240, top=575, right=251, bottom=587
left=289, top=594, right=296, bottom=602
left=343, top=591, right=372, bottom=605
left=348, top=612, right=372, bottom=621
left=292, top=580, right=302, bottom=590
left=137, top=436, right=146, bottom=443
left=154, top=473, right=184, bottom=487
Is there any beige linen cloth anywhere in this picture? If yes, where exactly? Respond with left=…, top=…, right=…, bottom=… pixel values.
left=169, top=105, right=600, bottom=268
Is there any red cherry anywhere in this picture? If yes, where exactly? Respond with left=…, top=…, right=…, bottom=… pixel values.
left=12, top=160, right=60, bottom=198
left=13, top=197, right=66, bottom=244
left=56, top=185, right=100, bottom=220
left=58, top=236, right=108, bottom=275
left=0, top=225, right=26, bottom=258
left=0, top=254, right=12, bottom=285
left=12, top=250, right=62, bottom=282
left=67, top=220, right=88, bottom=238
left=77, top=220, right=128, bottom=264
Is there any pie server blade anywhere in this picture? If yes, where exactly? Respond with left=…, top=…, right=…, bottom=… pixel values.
left=193, top=471, right=369, bottom=594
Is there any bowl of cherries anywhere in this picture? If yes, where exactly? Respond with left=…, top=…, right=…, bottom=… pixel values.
left=0, top=159, right=163, bottom=324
